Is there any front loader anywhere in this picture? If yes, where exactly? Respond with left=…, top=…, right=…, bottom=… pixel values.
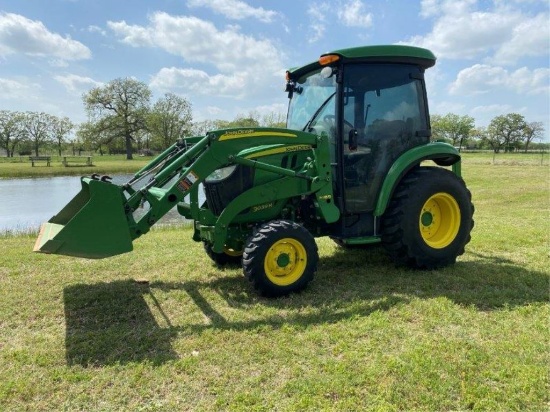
left=35, top=45, right=474, bottom=297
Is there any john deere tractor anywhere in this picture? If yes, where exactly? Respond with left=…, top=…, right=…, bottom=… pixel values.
left=35, top=45, right=474, bottom=297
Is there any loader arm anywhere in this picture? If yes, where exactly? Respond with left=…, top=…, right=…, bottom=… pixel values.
left=34, top=128, right=338, bottom=258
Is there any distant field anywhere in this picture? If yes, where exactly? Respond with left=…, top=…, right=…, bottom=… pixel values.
left=0, top=151, right=548, bottom=179
left=0, top=154, right=151, bottom=178
left=461, top=150, right=548, bottom=166
left=0, top=155, right=548, bottom=410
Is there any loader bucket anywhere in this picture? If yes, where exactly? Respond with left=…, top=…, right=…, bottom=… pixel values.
left=33, top=177, right=133, bottom=258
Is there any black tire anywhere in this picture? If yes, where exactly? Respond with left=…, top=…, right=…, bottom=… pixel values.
left=381, top=167, right=474, bottom=269
left=203, top=242, right=243, bottom=266
left=242, top=220, right=318, bottom=297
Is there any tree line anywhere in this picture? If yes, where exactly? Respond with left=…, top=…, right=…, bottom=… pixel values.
left=0, top=78, right=285, bottom=160
left=431, top=113, right=546, bottom=153
left=0, top=111, right=74, bottom=157
left=1, top=78, right=546, bottom=159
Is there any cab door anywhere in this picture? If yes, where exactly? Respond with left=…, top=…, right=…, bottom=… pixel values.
left=339, top=63, right=430, bottom=234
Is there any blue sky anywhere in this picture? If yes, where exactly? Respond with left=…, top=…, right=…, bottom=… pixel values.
left=0, top=0, right=548, bottom=138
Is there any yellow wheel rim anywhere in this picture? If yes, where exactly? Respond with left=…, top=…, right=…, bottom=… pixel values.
left=264, top=238, right=307, bottom=286
left=419, top=192, right=461, bottom=249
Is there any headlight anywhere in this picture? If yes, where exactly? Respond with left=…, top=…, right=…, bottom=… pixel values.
left=205, top=165, right=237, bottom=182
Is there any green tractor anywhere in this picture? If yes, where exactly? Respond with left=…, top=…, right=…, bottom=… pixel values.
left=35, top=45, right=474, bottom=297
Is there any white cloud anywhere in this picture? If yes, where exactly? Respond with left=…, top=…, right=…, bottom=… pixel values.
left=419, top=0, right=476, bottom=18
left=54, top=74, right=103, bottom=92
left=491, top=12, right=550, bottom=65
left=430, top=100, right=466, bottom=115
left=407, top=1, right=548, bottom=64
left=449, top=64, right=550, bottom=95
left=0, top=12, right=91, bottom=60
left=87, top=25, right=107, bottom=36
left=108, top=13, right=283, bottom=74
left=186, top=0, right=279, bottom=23
left=48, top=59, right=69, bottom=68
left=108, top=12, right=285, bottom=100
left=307, top=3, right=330, bottom=43
left=307, top=1, right=373, bottom=42
left=0, top=78, right=34, bottom=99
left=150, top=67, right=247, bottom=97
left=206, top=106, right=225, bottom=116
left=406, top=10, right=520, bottom=60
left=251, top=102, right=287, bottom=118
left=470, top=104, right=515, bottom=116
left=337, top=0, right=373, bottom=27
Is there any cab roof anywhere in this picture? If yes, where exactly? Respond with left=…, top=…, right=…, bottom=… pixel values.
left=287, top=45, right=436, bottom=80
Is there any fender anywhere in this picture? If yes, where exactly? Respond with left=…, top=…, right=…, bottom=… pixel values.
left=373, top=142, right=461, bottom=217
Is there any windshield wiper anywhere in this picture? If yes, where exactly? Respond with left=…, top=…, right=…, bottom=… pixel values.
left=302, top=91, right=336, bottom=132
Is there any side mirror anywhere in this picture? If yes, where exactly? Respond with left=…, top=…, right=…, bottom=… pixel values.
left=348, top=129, right=358, bottom=151
left=285, top=81, right=303, bottom=98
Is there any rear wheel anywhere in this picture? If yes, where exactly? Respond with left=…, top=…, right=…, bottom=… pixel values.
left=242, top=220, right=318, bottom=297
left=381, top=167, right=474, bottom=269
left=203, top=242, right=242, bottom=266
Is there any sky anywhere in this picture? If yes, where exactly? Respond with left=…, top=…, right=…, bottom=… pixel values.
left=0, top=0, right=549, bottom=138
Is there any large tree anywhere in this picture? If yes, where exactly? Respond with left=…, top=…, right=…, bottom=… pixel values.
left=430, top=113, right=475, bottom=148
left=261, top=111, right=286, bottom=128
left=523, top=121, right=544, bottom=152
left=51, top=116, right=74, bottom=156
left=486, top=113, right=527, bottom=153
left=191, top=119, right=226, bottom=136
left=84, top=78, right=151, bottom=159
left=0, top=110, right=26, bottom=157
left=24, top=112, right=54, bottom=157
left=148, top=93, right=192, bottom=150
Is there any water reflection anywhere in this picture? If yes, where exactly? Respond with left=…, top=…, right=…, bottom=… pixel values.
left=0, top=175, right=188, bottom=232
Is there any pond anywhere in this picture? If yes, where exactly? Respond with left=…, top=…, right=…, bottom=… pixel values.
left=0, top=175, right=189, bottom=233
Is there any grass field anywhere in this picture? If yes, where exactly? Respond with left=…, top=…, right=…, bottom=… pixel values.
left=0, top=155, right=549, bottom=410
left=0, top=154, right=151, bottom=178
left=0, top=151, right=548, bottom=179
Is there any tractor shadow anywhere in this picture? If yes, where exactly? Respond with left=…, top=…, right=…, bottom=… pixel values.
left=64, top=280, right=178, bottom=367
left=63, top=246, right=548, bottom=366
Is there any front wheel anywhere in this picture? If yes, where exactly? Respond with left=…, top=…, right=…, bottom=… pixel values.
left=381, top=167, right=474, bottom=269
left=242, top=220, right=318, bottom=297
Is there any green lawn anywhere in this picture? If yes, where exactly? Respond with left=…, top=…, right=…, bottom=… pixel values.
left=0, top=154, right=151, bottom=178
left=0, top=157, right=548, bottom=411
left=1, top=151, right=548, bottom=179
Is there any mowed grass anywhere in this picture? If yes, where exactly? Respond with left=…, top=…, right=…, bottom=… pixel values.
left=1, top=151, right=548, bottom=179
left=0, top=155, right=151, bottom=178
left=0, top=156, right=549, bottom=411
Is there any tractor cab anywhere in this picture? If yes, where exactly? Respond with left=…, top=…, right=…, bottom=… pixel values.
left=286, top=45, right=436, bottom=239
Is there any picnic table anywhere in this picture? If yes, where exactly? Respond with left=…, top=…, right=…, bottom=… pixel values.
left=29, top=156, right=51, bottom=167
left=62, top=156, right=93, bottom=167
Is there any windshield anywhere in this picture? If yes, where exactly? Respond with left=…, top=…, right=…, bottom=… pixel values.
left=286, top=69, right=337, bottom=131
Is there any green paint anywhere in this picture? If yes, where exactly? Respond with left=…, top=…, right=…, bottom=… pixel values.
left=277, top=253, right=290, bottom=267
left=421, top=212, right=433, bottom=226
